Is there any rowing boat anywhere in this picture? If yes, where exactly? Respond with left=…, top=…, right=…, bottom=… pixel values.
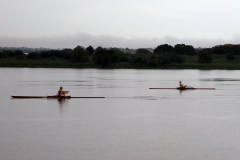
left=149, top=87, right=215, bottom=90
left=11, top=96, right=105, bottom=99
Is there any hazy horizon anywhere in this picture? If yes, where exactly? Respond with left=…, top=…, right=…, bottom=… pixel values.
left=1, top=33, right=240, bottom=49
left=1, top=0, right=240, bottom=49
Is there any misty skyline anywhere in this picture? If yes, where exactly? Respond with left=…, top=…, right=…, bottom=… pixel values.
left=1, top=0, right=240, bottom=49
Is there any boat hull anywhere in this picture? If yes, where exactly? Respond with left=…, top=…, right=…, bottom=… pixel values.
left=47, top=96, right=71, bottom=99
left=176, top=87, right=195, bottom=90
left=11, top=96, right=46, bottom=99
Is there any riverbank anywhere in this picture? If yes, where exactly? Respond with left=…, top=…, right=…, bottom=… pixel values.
left=1, top=55, right=240, bottom=69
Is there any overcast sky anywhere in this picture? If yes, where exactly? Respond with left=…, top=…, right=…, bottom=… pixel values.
left=1, top=0, right=240, bottom=49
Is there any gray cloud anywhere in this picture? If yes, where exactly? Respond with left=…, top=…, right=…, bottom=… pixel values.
left=0, top=33, right=239, bottom=49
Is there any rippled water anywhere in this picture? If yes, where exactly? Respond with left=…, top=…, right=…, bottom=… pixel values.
left=1, top=68, right=240, bottom=160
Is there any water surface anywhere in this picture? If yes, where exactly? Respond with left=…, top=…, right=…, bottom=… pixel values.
left=1, top=68, right=240, bottom=160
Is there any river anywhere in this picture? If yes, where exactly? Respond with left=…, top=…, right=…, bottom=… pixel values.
left=0, top=68, right=240, bottom=160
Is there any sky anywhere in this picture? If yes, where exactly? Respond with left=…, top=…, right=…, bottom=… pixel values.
left=1, top=0, right=240, bottom=49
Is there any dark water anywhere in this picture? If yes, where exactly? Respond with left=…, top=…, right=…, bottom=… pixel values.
left=1, top=68, right=240, bottom=160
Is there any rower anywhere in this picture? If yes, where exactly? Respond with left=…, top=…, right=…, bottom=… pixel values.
left=179, top=81, right=185, bottom=88
left=57, top=86, right=69, bottom=96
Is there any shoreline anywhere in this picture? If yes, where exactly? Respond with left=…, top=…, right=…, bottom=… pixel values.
left=1, top=55, right=240, bottom=70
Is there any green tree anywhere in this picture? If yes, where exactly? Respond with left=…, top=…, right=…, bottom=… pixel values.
left=130, top=48, right=152, bottom=64
left=149, top=54, right=171, bottom=67
left=61, top=49, right=72, bottom=59
left=119, top=53, right=129, bottom=62
left=94, top=46, right=103, bottom=54
left=40, top=51, right=50, bottom=58
left=154, top=44, right=174, bottom=54
left=4, top=50, right=13, bottom=57
left=14, top=50, right=24, bottom=56
left=226, top=53, right=235, bottom=60
left=0, top=52, right=8, bottom=58
left=174, top=44, right=195, bottom=55
left=231, top=45, right=240, bottom=55
left=169, top=52, right=185, bottom=63
left=94, top=48, right=110, bottom=67
left=93, top=48, right=122, bottom=67
left=28, top=52, right=40, bottom=60
left=5, top=50, right=23, bottom=57
left=86, top=45, right=94, bottom=55
left=198, top=50, right=212, bottom=63
left=214, top=44, right=240, bottom=55
left=136, top=48, right=151, bottom=54
left=213, top=47, right=225, bottom=54
left=49, top=50, right=62, bottom=57
left=70, top=46, right=89, bottom=62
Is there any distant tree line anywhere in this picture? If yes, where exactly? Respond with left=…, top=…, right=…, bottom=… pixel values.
left=0, top=50, right=24, bottom=58
left=1, top=43, right=240, bottom=67
left=200, top=44, right=240, bottom=61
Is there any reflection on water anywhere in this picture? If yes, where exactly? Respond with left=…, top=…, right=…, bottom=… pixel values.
left=58, top=98, right=65, bottom=117
left=1, top=69, right=240, bottom=160
left=57, top=98, right=65, bottom=104
left=179, top=89, right=184, bottom=95
left=178, top=89, right=198, bottom=96
left=201, top=78, right=240, bottom=81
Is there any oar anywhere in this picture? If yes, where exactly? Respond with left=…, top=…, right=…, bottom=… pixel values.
left=70, top=97, right=105, bottom=98
left=149, top=88, right=177, bottom=89
left=192, top=88, right=215, bottom=90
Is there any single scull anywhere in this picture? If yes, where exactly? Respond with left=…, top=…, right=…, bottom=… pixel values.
left=11, top=96, right=105, bottom=99
left=149, top=87, right=215, bottom=90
